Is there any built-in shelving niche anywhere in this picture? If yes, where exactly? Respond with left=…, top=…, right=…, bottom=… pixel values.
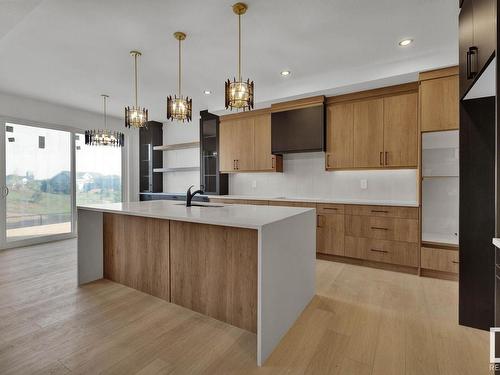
left=422, top=130, right=459, bottom=246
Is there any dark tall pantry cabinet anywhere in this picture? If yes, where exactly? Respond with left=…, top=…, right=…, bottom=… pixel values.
left=458, top=0, right=497, bottom=331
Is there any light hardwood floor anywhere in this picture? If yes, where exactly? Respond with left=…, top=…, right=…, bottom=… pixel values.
left=0, top=239, right=491, bottom=374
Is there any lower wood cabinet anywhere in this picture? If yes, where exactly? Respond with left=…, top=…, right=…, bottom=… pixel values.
left=345, top=236, right=419, bottom=267
left=421, top=246, right=459, bottom=274
left=103, top=213, right=170, bottom=301
left=170, top=221, right=258, bottom=333
left=316, top=213, right=344, bottom=256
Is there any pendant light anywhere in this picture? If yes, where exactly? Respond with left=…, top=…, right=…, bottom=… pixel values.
left=167, top=32, right=192, bottom=122
left=86, top=95, right=125, bottom=147
left=125, top=50, right=148, bottom=128
left=225, top=2, right=254, bottom=111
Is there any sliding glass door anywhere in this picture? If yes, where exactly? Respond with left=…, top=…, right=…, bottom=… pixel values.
left=0, top=121, right=124, bottom=249
left=2, top=122, right=73, bottom=246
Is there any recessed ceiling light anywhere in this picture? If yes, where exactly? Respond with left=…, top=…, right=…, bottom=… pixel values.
left=399, top=39, right=413, bottom=47
left=281, top=70, right=291, bottom=76
left=203, top=90, right=212, bottom=95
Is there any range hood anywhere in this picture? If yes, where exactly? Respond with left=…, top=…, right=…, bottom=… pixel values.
left=271, top=96, right=325, bottom=154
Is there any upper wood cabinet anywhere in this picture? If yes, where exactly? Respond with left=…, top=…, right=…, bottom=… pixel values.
left=419, top=67, right=459, bottom=132
left=383, top=92, right=418, bottom=167
left=353, top=98, right=384, bottom=168
left=326, top=103, right=354, bottom=169
left=219, top=110, right=282, bottom=173
left=326, top=84, right=418, bottom=170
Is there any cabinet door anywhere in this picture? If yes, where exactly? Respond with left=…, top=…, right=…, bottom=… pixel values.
left=383, top=93, right=418, bottom=167
left=420, top=75, right=459, bottom=131
left=253, top=113, right=274, bottom=170
left=473, top=0, right=496, bottom=74
left=353, top=98, right=384, bottom=168
left=326, top=103, right=354, bottom=169
left=234, top=118, right=255, bottom=171
left=219, top=120, right=236, bottom=172
left=316, top=214, right=344, bottom=256
left=459, top=0, right=474, bottom=98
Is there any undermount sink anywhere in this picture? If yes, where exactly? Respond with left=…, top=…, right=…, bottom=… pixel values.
left=174, top=203, right=224, bottom=208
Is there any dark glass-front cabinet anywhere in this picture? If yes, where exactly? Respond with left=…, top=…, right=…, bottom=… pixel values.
left=200, top=110, right=228, bottom=195
left=140, top=121, right=163, bottom=193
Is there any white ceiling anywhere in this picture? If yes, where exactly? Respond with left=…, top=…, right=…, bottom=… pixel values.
left=0, top=0, right=458, bottom=121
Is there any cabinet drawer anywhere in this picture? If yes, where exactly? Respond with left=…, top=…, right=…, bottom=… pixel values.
left=421, top=247, right=459, bottom=274
left=345, top=215, right=419, bottom=243
left=345, top=205, right=418, bottom=219
left=317, top=203, right=344, bottom=215
left=345, top=236, right=419, bottom=267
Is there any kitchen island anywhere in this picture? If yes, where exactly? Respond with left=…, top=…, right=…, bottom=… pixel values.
left=77, top=200, right=315, bottom=366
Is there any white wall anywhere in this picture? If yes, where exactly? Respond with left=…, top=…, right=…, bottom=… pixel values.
left=0, top=91, right=139, bottom=202
left=230, top=152, right=418, bottom=203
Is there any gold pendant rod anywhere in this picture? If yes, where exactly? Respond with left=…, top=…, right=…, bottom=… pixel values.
left=238, top=13, right=241, bottom=81
left=134, top=53, right=138, bottom=108
left=178, top=38, right=181, bottom=97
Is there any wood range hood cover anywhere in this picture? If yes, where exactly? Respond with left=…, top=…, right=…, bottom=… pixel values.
left=271, top=96, right=325, bottom=154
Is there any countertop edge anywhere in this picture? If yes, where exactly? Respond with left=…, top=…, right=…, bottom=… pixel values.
left=77, top=205, right=315, bottom=230
left=209, top=195, right=420, bottom=207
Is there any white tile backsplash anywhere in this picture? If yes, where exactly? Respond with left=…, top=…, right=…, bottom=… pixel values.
left=229, top=152, right=418, bottom=202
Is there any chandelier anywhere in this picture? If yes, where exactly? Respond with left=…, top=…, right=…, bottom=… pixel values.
left=167, top=32, right=192, bottom=122
left=225, top=2, right=254, bottom=111
left=125, top=51, right=148, bottom=128
left=86, top=95, right=125, bottom=147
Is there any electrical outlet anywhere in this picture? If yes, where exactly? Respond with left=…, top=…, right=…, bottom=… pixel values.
left=360, top=179, right=368, bottom=190
left=252, top=180, right=257, bottom=189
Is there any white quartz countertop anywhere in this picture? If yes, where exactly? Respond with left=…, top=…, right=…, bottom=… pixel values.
left=209, top=195, right=420, bottom=207
left=77, top=200, right=314, bottom=230
left=493, top=238, right=500, bottom=249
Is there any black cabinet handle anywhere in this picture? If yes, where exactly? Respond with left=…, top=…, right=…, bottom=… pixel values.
left=467, top=46, right=478, bottom=80
left=452, top=260, right=459, bottom=264
left=370, top=248, right=389, bottom=254
left=323, top=207, right=338, bottom=211
left=371, top=226, right=389, bottom=231
left=371, top=210, right=389, bottom=213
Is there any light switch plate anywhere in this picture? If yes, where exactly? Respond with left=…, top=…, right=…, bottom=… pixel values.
left=360, top=179, right=368, bottom=189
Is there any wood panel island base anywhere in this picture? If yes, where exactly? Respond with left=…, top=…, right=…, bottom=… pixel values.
left=77, top=201, right=316, bottom=366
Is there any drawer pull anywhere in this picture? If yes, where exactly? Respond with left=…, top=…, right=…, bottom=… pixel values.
left=370, top=248, right=389, bottom=254
left=371, top=210, right=389, bottom=213
left=316, top=215, right=322, bottom=228
left=371, top=226, right=389, bottom=231
left=323, top=207, right=338, bottom=211
left=452, top=260, right=459, bottom=264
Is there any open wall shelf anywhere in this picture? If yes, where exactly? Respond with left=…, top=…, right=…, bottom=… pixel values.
left=153, top=141, right=200, bottom=151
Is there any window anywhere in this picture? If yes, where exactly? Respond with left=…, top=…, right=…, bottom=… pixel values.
left=75, top=134, right=122, bottom=205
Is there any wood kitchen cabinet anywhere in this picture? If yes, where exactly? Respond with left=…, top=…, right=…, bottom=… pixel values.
left=219, top=110, right=282, bottom=173
left=316, top=204, right=345, bottom=256
left=383, top=92, right=418, bottom=167
left=326, top=83, right=418, bottom=170
left=419, top=68, right=459, bottom=132
left=353, top=98, right=384, bottom=168
left=326, top=103, right=354, bottom=169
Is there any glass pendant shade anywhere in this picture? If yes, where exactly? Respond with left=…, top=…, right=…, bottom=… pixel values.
left=86, top=95, right=125, bottom=147
left=167, top=32, right=192, bottom=123
left=125, top=50, right=148, bottom=128
left=85, top=129, right=125, bottom=147
left=225, top=3, right=254, bottom=111
left=125, top=106, right=148, bottom=128
left=167, top=95, right=192, bottom=122
left=225, top=78, right=254, bottom=110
